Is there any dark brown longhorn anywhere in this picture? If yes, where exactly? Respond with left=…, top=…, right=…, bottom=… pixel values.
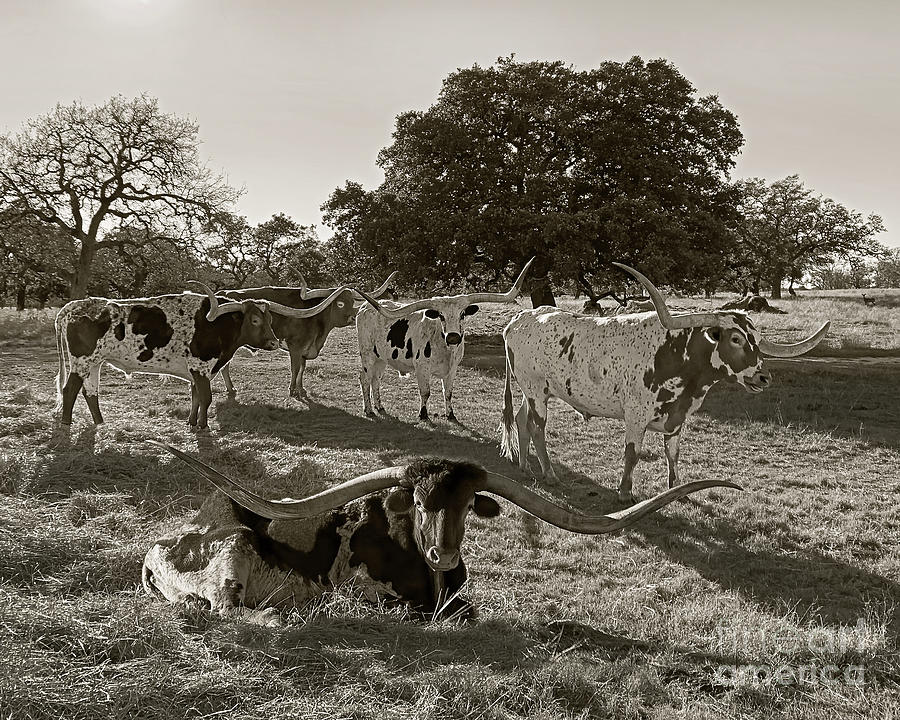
left=143, top=445, right=740, bottom=619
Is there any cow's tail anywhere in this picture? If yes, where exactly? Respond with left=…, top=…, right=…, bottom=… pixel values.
left=499, top=344, right=519, bottom=463
left=54, top=309, right=69, bottom=412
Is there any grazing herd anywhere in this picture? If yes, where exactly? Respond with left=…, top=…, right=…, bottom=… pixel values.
left=53, top=260, right=830, bottom=620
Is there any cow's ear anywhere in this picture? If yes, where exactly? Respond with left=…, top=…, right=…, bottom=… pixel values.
left=424, top=309, right=441, bottom=319
left=704, top=328, right=722, bottom=344
left=463, top=304, right=479, bottom=316
left=385, top=488, right=413, bottom=513
left=473, top=494, right=501, bottom=518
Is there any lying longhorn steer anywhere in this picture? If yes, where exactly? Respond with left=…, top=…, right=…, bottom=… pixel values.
left=356, top=258, right=534, bottom=421
left=501, top=263, right=831, bottom=502
left=54, top=285, right=350, bottom=429
left=219, top=273, right=397, bottom=400
left=143, top=446, right=739, bottom=619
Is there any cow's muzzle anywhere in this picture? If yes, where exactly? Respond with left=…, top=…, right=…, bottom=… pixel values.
left=445, top=333, right=462, bottom=346
left=425, top=546, right=460, bottom=570
left=743, top=370, right=772, bottom=393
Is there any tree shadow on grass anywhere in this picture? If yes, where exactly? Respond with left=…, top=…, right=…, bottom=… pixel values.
left=625, top=509, right=900, bottom=635
left=700, top=360, right=900, bottom=450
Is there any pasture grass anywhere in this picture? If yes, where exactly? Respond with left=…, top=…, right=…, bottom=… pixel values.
left=1, top=294, right=899, bottom=719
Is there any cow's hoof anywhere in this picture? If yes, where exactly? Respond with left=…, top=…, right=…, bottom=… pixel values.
left=365, top=410, right=376, bottom=418
left=618, top=492, right=636, bottom=505
left=446, top=412, right=459, bottom=424
left=418, top=410, right=429, bottom=422
left=377, top=407, right=387, bottom=416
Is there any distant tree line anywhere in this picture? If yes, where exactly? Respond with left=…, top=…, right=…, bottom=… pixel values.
left=0, top=60, right=892, bottom=309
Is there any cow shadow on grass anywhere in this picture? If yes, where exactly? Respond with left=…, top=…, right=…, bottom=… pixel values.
left=212, top=397, right=624, bottom=507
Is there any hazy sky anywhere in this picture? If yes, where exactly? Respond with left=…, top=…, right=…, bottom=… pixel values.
left=2, top=0, right=897, bottom=247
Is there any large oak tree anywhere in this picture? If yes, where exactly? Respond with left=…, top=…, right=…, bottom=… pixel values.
left=0, top=95, right=239, bottom=298
left=733, top=175, right=885, bottom=297
left=322, top=56, right=744, bottom=302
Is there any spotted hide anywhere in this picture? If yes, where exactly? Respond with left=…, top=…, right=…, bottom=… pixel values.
left=356, top=258, right=535, bottom=421
left=501, top=302, right=828, bottom=503
left=54, top=292, right=279, bottom=429
left=356, top=300, right=480, bottom=421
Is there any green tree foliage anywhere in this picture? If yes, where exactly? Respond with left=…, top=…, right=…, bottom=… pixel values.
left=0, top=94, right=239, bottom=299
left=322, top=55, right=744, bottom=301
left=733, top=175, right=885, bottom=297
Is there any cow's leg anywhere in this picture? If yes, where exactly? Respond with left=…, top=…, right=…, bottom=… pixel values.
left=193, top=372, right=213, bottom=430
left=371, top=361, right=388, bottom=414
left=663, top=428, right=683, bottom=489
left=515, top=396, right=531, bottom=472
left=526, top=395, right=557, bottom=480
left=416, top=368, right=432, bottom=421
left=288, top=347, right=308, bottom=399
left=60, top=372, right=85, bottom=425
left=188, top=379, right=200, bottom=427
left=80, top=364, right=103, bottom=424
left=441, top=374, right=457, bottom=422
left=221, top=365, right=236, bottom=399
left=619, top=420, right=647, bottom=503
left=360, top=359, right=385, bottom=416
left=359, top=363, right=374, bottom=416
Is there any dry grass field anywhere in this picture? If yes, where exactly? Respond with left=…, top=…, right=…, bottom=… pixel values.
left=1, top=290, right=899, bottom=719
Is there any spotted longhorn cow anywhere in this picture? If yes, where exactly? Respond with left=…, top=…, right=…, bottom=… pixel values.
left=500, top=263, right=830, bottom=502
left=356, top=259, right=534, bottom=421
left=143, top=445, right=739, bottom=619
left=54, top=285, right=351, bottom=429
left=219, top=273, right=397, bottom=400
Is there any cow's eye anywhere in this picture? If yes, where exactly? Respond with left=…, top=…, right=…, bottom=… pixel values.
left=731, top=334, right=742, bottom=345
left=251, top=316, right=262, bottom=326
left=336, top=301, right=345, bottom=308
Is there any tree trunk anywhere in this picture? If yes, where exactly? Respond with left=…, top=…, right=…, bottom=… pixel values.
left=529, top=278, right=556, bottom=308
left=16, top=284, right=26, bottom=311
left=70, top=234, right=97, bottom=299
left=769, top=265, right=784, bottom=299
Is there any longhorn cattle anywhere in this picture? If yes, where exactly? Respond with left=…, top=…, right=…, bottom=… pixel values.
left=219, top=273, right=397, bottom=400
left=500, top=263, right=830, bottom=502
left=142, top=445, right=739, bottom=619
left=357, top=259, right=534, bottom=421
left=54, top=285, right=350, bottom=429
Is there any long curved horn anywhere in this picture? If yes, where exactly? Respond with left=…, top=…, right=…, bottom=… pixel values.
left=297, top=273, right=332, bottom=300
left=188, top=280, right=245, bottom=321
left=481, top=471, right=742, bottom=533
left=759, top=322, right=830, bottom=357
left=611, top=263, right=725, bottom=330
left=351, top=271, right=398, bottom=301
left=301, top=272, right=400, bottom=302
left=264, top=286, right=354, bottom=318
left=462, top=257, right=536, bottom=304
left=154, top=443, right=408, bottom=520
left=355, top=290, right=435, bottom=319
left=357, top=259, right=537, bottom=317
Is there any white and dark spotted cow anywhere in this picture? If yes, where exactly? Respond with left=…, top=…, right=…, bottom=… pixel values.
left=219, top=273, right=397, bottom=400
left=501, top=263, right=830, bottom=502
left=356, top=258, right=534, bottom=421
left=54, top=285, right=351, bottom=429
left=143, top=445, right=739, bottom=620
